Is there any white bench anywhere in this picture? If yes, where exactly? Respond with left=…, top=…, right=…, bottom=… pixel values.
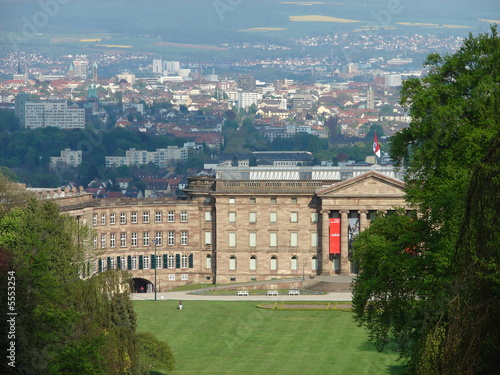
left=237, top=291, right=249, bottom=296
left=288, top=289, right=300, bottom=295
left=267, top=290, right=279, bottom=296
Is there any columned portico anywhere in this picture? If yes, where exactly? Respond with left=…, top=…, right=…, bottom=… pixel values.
left=317, top=171, right=407, bottom=276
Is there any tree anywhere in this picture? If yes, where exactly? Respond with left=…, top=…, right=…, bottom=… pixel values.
left=137, top=332, right=175, bottom=373
left=0, top=197, right=141, bottom=374
left=352, top=27, right=500, bottom=371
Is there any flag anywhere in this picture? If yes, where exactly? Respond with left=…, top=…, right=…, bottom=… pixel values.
left=373, top=132, right=381, bottom=157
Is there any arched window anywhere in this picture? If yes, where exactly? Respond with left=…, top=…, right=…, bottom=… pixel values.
left=229, top=256, right=236, bottom=270
left=291, top=256, right=298, bottom=271
left=270, top=256, right=277, bottom=271
left=311, top=256, right=318, bottom=271
left=206, top=254, right=212, bottom=269
left=250, top=256, right=257, bottom=271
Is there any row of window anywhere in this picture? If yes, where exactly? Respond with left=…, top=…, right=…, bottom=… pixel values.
left=228, top=197, right=298, bottom=204
left=228, top=255, right=318, bottom=271
left=227, top=232, right=318, bottom=248
left=228, top=212, right=318, bottom=224
left=93, top=210, right=194, bottom=226
left=95, top=231, right=189, bottom=249
left=97, top=254, right=194, bottom=271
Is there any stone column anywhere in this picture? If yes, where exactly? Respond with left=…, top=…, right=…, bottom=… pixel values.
left=340, top=210, right=350, bottom=275
left=359, top=210, right=368, bottom=232
left=320, top=210, right=330, bottom=275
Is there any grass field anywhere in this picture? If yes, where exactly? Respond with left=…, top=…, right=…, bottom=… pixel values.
left=134, top=301, right=406, bottom=375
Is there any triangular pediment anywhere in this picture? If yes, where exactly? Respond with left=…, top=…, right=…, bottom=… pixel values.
left=316, top=171, right=405, bottom=197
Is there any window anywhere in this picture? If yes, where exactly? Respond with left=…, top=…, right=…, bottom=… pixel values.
left=270, top=232, right=277, bottom=247
left=168, top=254, right=175, bottom=269
left=155, top=255, right=162, bottom=269
left=180, top=231, right=188, bottom=246
left=250, top=256, right=257, bottom=271
left=155, top=211, right=162, bottom=223
left=312, top=256, right=318, bottom=271
left=155, top=232, right=162, bottom=246
left=120, top=233, right=126, bottom=247
left=291, top=198, right=297, bottom=204
left=120, top=213, right=126, bottom=224
left=131, top=212, right=137, bottom=224
left=229, top=212, right=236, bottom=223
left=311, top=232, right=318, bottom=247
left=270, top=197, right=277, bottom=204
left=93, top=236, right=97, bottom=249
left=120, top=257, right=126, bottom=270
left=168, top=231, right=175, bottom=245
left=311, top=213, right=318, bottom=223
left=271, top=256, right=277, bottom=271
left=291, top=256, right=298, bottom=271
left=229, top=232, right=236, bottom=247
left=229, top=256, right=236, bottom=270
left=143, top=211, right=149, bottom=223
left=205, top=231, right=212, bottom=245
left=249, top=198, right=256, bottom=204
left=229, top=198, right=235, bottom=204
left=109, top=257, right=115, bottom=270
left=206, top=255, right=212, bottom=269
left=181, top=254, right=188, bottom=268
left=110, top=233, right=116, bottom=248
left=270, top=212, right=277, bottom=223
left=290, top=232, right=298, bottom=247
left=249, top=232, right=257, bottom=247
left=168, top=274, right=176, bottom=281
left=205, top=211, right=212, bottom=222
left=101, top=214, right=106, bottom=226
left=143, top=256, right=150, bottom=270
left=110, top=213, right=116, bottom=225
left=249, top=212, right=257, bottom=223
left=180, top=211, right=188, bottom=222
left=131, top=256, right=138, bottom=270
left=101, top=234, right=106, bottom=249
left=290, top=212, right=298, bottom=223
left=168, top=211, right=175, bottom=222
left=181, top=274, right=188, bottom=281
left=93, top=214, right=97, bottom=226
left=143, top=232, right=150, bottom=247
left=131, top=232, right=138, bottom=247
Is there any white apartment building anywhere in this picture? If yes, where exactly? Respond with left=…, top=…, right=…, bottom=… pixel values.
left=50, top=148, right=82, bottom=169
left=23, top=100, right=85, bottom=130
left=237, top=91, right=262, bottom=110
left=105, top=147, right=189, bottom=168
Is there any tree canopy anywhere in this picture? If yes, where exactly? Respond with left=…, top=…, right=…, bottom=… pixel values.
left=352, top=26, right=500, bottom=374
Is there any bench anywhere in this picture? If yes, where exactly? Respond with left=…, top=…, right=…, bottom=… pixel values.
left=288, top=289, right=300, bottom=295
left=267, top=290, right=279, bottom=296
left=237, top=291, right=249, bottom=296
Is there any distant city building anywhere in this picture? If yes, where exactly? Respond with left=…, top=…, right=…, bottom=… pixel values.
left=117, top=72, right=136, bottom=85
left=50, top=148, right=82, bottom=169
left=68, top=60, right=89, bottom=79
left=292, top=93, right=313, bottom=112
left=165, top=61, right=180, bottom=75
left=105, top=146, right=189, bottom=168
left=16, top=95, right=85, bottom=129
left=92, top=61, right=98, bottom=82
left=367, top=86, right=375, bottom=109
left=152, top=59, right=163, bottom=74
left=385, top=74, right=402, bottom=87
left=237, top=91, right=261, bottom=110
left=237, top=75, right=256, bottom=91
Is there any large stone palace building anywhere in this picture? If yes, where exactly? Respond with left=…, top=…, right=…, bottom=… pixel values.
left=51, top=165, right=407, bottom=292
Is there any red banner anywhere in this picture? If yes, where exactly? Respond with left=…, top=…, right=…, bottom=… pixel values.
left=329, top=218, right=341, bottom=254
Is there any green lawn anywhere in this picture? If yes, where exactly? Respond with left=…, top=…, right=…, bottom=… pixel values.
left=134, top=301, right=406, bottom=375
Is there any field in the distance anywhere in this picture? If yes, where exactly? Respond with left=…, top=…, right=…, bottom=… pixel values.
left=134, top=300, right=406, bottom=375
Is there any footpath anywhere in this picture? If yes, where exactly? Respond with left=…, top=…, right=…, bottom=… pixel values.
left=131, top=275, right=354, bottom=302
